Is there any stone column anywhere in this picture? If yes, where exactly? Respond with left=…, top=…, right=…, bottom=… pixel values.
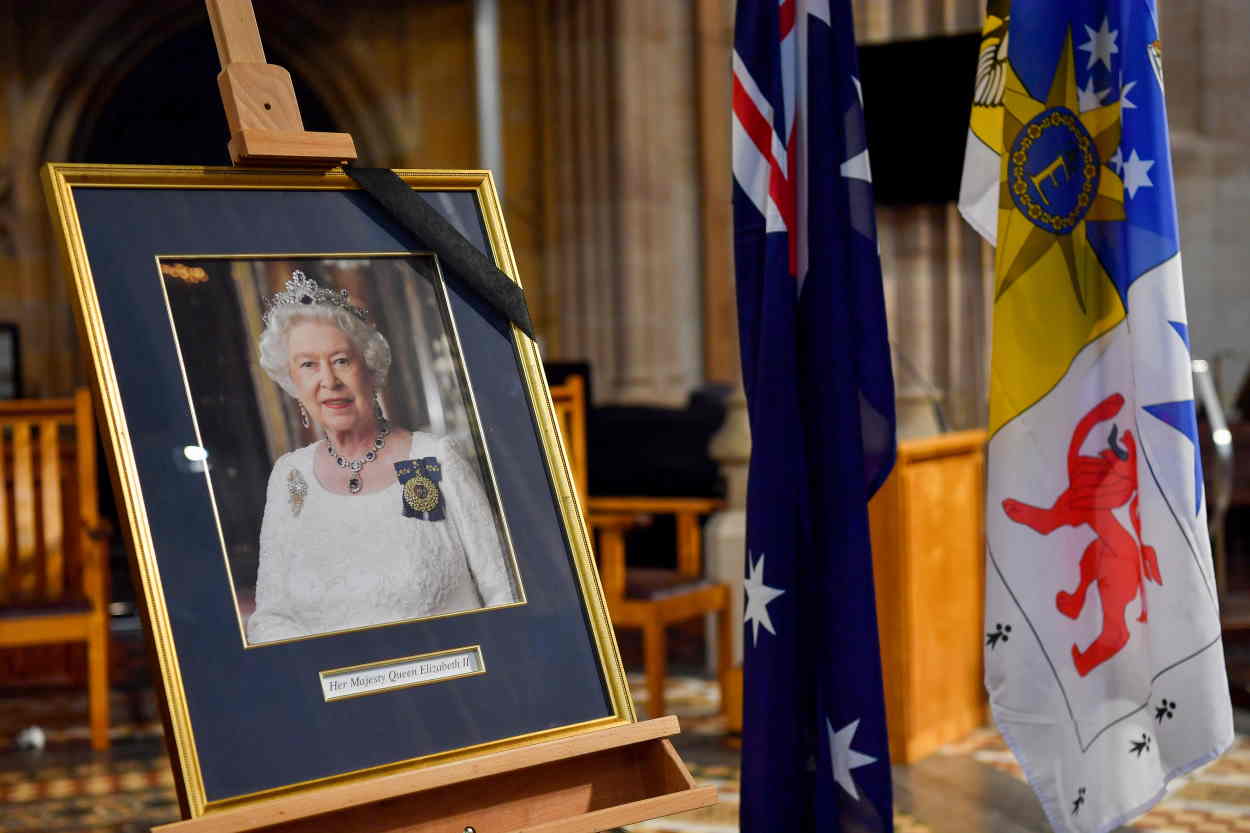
left=538, top=0, right=703, bottom=405
left=695, top=0, right=738, bottom=386
left=854, top=0, right=985, bottom=43
left=881, top=204, right=944, bottom=438
left=610, top=0, right=703, bottom=405
left=1163, top=0, right=1250, bottom=409
left=877, top=201, right=991, bottom=436
left=943, top=203, right=992, bottom=430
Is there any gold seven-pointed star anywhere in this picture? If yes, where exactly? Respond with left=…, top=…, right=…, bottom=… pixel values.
left=995, top=30, right=1125, bottom=312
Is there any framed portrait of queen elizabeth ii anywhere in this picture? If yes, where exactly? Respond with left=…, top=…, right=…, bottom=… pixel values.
left=160, top=254, right=523, bottom=648
left=42, top=164, right=633, bottom=818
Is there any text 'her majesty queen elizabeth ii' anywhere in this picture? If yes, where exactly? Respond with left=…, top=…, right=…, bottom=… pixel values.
left=246, top=270, right=518, bottom=645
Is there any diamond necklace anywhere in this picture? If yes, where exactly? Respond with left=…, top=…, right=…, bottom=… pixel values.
left=325, top=419, right=391, bottom=494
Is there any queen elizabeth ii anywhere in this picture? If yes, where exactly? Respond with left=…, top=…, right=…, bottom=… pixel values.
left=246, top=270, right=517, bottom=644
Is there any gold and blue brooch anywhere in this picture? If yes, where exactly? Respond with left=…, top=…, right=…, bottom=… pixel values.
left=395, top=457, right=444, bottom=521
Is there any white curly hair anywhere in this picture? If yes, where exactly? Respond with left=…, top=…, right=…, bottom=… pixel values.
left=258, top=303, right=392, bottom=399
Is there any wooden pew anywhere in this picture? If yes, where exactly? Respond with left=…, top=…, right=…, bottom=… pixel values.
left=0, top=390, right=111, bottom=749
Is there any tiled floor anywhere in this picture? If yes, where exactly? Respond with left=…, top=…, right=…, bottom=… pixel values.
left=926, top=728, right=1250, bottom=833
left=1, top=679, right=1248, bottom=833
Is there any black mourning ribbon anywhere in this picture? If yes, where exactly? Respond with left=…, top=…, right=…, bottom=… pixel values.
left=344, top=165, right=534, bottom=340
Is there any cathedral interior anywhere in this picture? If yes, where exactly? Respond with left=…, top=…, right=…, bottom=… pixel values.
left=1, top=1, right=1249, bottom=831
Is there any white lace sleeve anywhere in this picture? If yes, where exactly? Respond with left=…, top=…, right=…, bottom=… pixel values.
left=246, top=457, right=304, bottom=643
left=439, top=439, right=517, bottom=606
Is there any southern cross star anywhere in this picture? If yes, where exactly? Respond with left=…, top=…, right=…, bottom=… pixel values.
left=1079, top=16, right=1119, bottom=71
left=1108, top=147, right=1124, bottom=175
left=1077, top=76, right=1109, bottom=113
left=827, top=717, right=877, bottom=800
left=1119, top=76, right=1138, bottom=110
left=840, top=76, right=872, bottom=183
left=1121, top=148, right=1155, bottom=198
left=1143, top=321, right=1202, bottom=515
left=743, top=551, right=785, bottom=646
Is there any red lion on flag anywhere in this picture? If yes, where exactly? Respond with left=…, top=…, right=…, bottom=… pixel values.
left=1002, top=394, right=1164, bottom=676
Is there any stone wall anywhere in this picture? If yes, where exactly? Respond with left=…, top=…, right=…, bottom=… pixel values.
left=1158, top=1, right=1250, bottom=413
left=1, top=0, right=1242, bottom=422
left=852, top=0, right=985, bottom=43
left=536, top=0, right=706, bottom=405
left=880, top=204, right=991, bottom=436
left=851, top=0, right=994, bottom=434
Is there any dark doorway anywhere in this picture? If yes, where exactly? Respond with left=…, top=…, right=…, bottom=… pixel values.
left=75, top=20, right=337, bottom=166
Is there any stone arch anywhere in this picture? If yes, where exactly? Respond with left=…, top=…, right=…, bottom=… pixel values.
left=37, top=4, right=208, bottom=165
left=9, top=2, right=406, bottom=394
left=34, top=2, right=401, bottom=166
left=0, top=3, right=203, bottom=395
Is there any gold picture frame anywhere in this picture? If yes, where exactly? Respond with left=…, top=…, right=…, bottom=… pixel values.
left=42, top=163, right=633, bottom=818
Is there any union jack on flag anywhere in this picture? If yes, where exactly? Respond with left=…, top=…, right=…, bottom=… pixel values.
left=733, top=2, right=895, bottom=831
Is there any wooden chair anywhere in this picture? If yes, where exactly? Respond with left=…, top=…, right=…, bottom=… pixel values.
left=550, top=375, right=590, bottom=502
left=0, top=390, right=111, bottom=749
left=548, top=376, right=731, bottom=718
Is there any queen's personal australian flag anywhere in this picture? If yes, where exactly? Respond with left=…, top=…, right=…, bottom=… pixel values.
left=960, top=2, right=1232, bottom=831
left=733, top=2, right=896, bottom=831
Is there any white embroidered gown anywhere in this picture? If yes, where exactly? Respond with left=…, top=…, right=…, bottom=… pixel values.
left=246, top=432, right=516, bottom=644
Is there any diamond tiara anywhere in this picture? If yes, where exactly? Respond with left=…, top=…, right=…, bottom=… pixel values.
left=262, top=270, right=369, bottom=326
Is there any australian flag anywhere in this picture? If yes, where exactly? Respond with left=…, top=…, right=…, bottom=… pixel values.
left=733, top=2, right=896, bottom=831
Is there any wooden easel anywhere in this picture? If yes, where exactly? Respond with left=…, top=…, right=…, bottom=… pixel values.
left=206, top=0, right=355, bottom=165
left=155, top=2, right=718, bottom=831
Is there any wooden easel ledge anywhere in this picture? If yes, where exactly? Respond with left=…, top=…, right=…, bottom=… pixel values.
left=206, top=0, right=356, bottom=166
left=153, top=716, right=716, bottom=833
